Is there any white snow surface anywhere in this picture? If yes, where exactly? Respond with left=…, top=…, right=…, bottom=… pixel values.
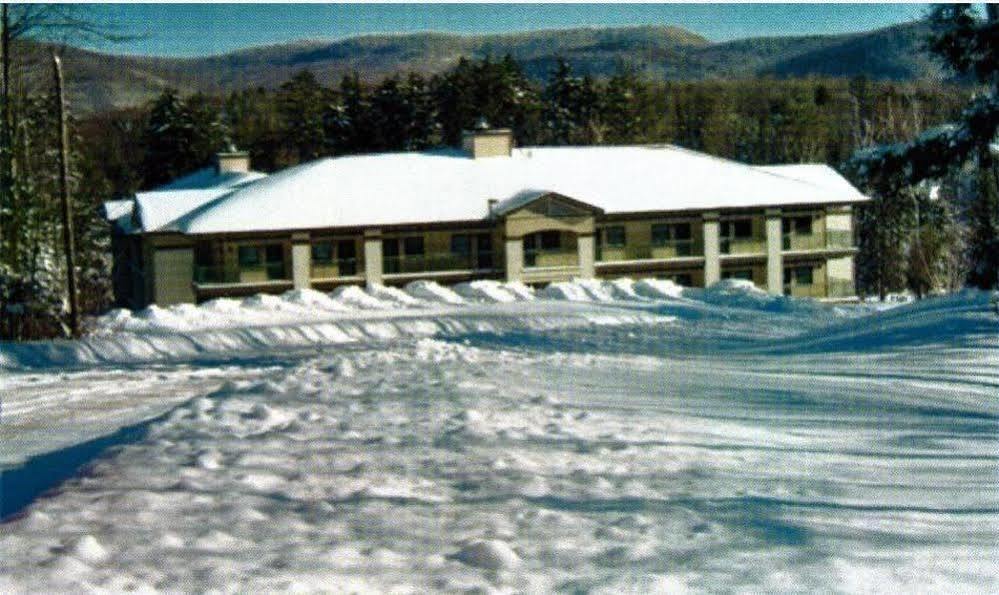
left=1, top=284, right=997, bottom=593
left=172, top=145, right=867, bottom=234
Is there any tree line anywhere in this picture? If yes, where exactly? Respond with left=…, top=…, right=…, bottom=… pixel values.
left=1, top=5, right=995, bottom=339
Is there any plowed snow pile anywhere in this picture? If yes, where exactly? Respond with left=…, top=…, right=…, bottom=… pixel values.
left=404, top=280, right=466, bottom=305
left=2, top=285, right=997, bottom=593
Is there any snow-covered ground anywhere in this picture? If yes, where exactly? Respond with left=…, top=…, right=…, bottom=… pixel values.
left=1, top=280, right=997, bottom=593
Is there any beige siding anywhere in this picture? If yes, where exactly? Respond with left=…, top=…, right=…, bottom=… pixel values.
left=826, top=255, right=856, bottom=297
left=597, top=216, right=703, bottom=261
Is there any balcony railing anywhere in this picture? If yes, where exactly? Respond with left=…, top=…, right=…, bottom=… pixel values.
left=598, top=240, right=701, bottom=262
left=194, top=262, right=288, bottom=285
left=782, top=233, right=825, bottom=251
left=825, top=230, right=854, bottom=249
left=524, top=248, right=578, bottom=268
left=311, top=258, right=360, bottom=279
left=721, top=238, right=767, bottom=255
left=383, top=252, right=494, bottom=275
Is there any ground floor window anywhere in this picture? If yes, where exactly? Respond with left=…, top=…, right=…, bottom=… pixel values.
left=784, top=265, right=814, bottom=286
left=651, top=222, right=693, bottom=256
left=722, top=269, right=754, bottom=281
left=236, top=244, right=286, bottom=280
left=451, top=233, right=493, bottom=270
left=383, top=236, right=425, bottom=274
left=668, top=273, right=693, bottom=286
left=311, top=239, right=358, bottom=277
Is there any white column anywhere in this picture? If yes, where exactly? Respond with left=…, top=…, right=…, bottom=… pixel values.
left=765, top=208, right=783, bottom=295
left=505, top=237, right=523, bottom=282
left=291, top=232, right=311, bottom=290
left=363, top=229, right=383, bottom=287
left=577, top=234, right=595, bottom=279
left=702, top=212, right=720, bottom=286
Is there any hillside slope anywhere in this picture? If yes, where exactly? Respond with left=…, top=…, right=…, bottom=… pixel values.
left=14, top=21, right=944, bottom=113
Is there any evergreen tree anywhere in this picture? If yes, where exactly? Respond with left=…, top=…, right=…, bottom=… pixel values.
left=337, top=72, right=375, bottom=154
left=276, top=70, right=328, bottom=163
left=967, top=166, right=999, bottom=288
left=542, top=59, right=603, bottom=145
left=848, top=4, right=998, bottom=291
left=433, top=55, right=541, bottom=146
left=141, top=90, right=226, bottom=188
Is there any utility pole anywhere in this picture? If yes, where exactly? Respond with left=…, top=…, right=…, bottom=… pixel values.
left=52, top=52, right=80, bottom=338
left=0, top=3, right=10, bottom=253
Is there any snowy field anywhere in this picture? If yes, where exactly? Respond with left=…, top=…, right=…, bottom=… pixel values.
left=1, top=279, right=997, bottom=593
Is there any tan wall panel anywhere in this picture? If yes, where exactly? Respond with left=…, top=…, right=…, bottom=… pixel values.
left=153, top=247, right=195, bottom=305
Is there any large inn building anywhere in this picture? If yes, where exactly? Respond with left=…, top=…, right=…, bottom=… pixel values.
left=104, top=127, right=867, bottom=307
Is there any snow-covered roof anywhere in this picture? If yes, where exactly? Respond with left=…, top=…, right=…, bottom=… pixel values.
left=493, top=189, right=605, bottom=216
left=103, top=165, right=270, bottom=233
left=124, top=145, right=867, bottom=235
left=102, top=199, right=137, bottom=234
left=756, top=164, right=862, bottom=200
left=136, top=189, right=238, bottom=233
left=153, top=167, right=266, bottom=191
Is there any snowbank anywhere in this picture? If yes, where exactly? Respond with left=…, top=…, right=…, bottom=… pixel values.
left=404, top=280, right=465, bottom=305
left=367, top=284, right=424, bottom=307
left=539, top=281, right=593, bottom=302
left=331, top=285, right=393, bottom=310
left=2, top=290, right=996, bottom=592
left=633, top=278, right=685, bottom=300
left=452, top=280, right=519, bottom=303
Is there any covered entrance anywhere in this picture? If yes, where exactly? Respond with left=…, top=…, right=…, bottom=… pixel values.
left=492, top=191, right=601, bottom=284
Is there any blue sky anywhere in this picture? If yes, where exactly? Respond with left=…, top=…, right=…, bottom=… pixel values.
left=79, top=3, right=931, bottom=57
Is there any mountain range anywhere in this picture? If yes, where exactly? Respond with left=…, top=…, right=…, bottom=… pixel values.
left=16, top=21, right=946, bottom=113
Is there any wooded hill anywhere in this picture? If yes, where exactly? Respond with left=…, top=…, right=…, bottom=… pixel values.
left=16, top=21, right=947, bottom=113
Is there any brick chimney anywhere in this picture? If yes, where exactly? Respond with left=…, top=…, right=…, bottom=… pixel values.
left=461, top=118, right=513, bottom=159
left=215, top=143, right=250, bottom=174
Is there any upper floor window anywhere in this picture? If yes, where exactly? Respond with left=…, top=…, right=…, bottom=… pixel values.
left=720, top=219, right=753, bottom=239
left=782, top=216, right=813, bottom=236
left=603, top=226, right=626, bottom=248
left=311, top=241, right=334, bottom=264
left=651, top=222, right=692, bottom=245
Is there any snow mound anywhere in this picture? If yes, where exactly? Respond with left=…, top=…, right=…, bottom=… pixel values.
left=703, top=278, right=768, bottom=297
left=573, top=278, right=617, bottom=302
left=453, top=280, right=518, bottom=303
left=404, top=280, right=465, bottom=305
left=281, top=288, right=347, bottom=311
left=331, top=285, right=392, bottom=310
left=633, top=278, right=685, bottom=300
left=68, top=535, right=109, bottom=563
left=94, top=309, right=133, bottom=332
left=693, top=279, right=815, bottom=313
left=367, top=284, right=424, bottom=307
left=200, top=298, right=243, bottom=314
left=453, top=539, right=521, bottom=570
left=539, top=282, right=592, bottom=302
left=602, top=278, right=648, bottom=301
left=134, top=305, right=189, bottom=330
left=501, top=282, right=536, bottom=301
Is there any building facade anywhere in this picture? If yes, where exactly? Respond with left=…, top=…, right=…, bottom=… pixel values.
left=106, top=129, right=865, bottom=307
